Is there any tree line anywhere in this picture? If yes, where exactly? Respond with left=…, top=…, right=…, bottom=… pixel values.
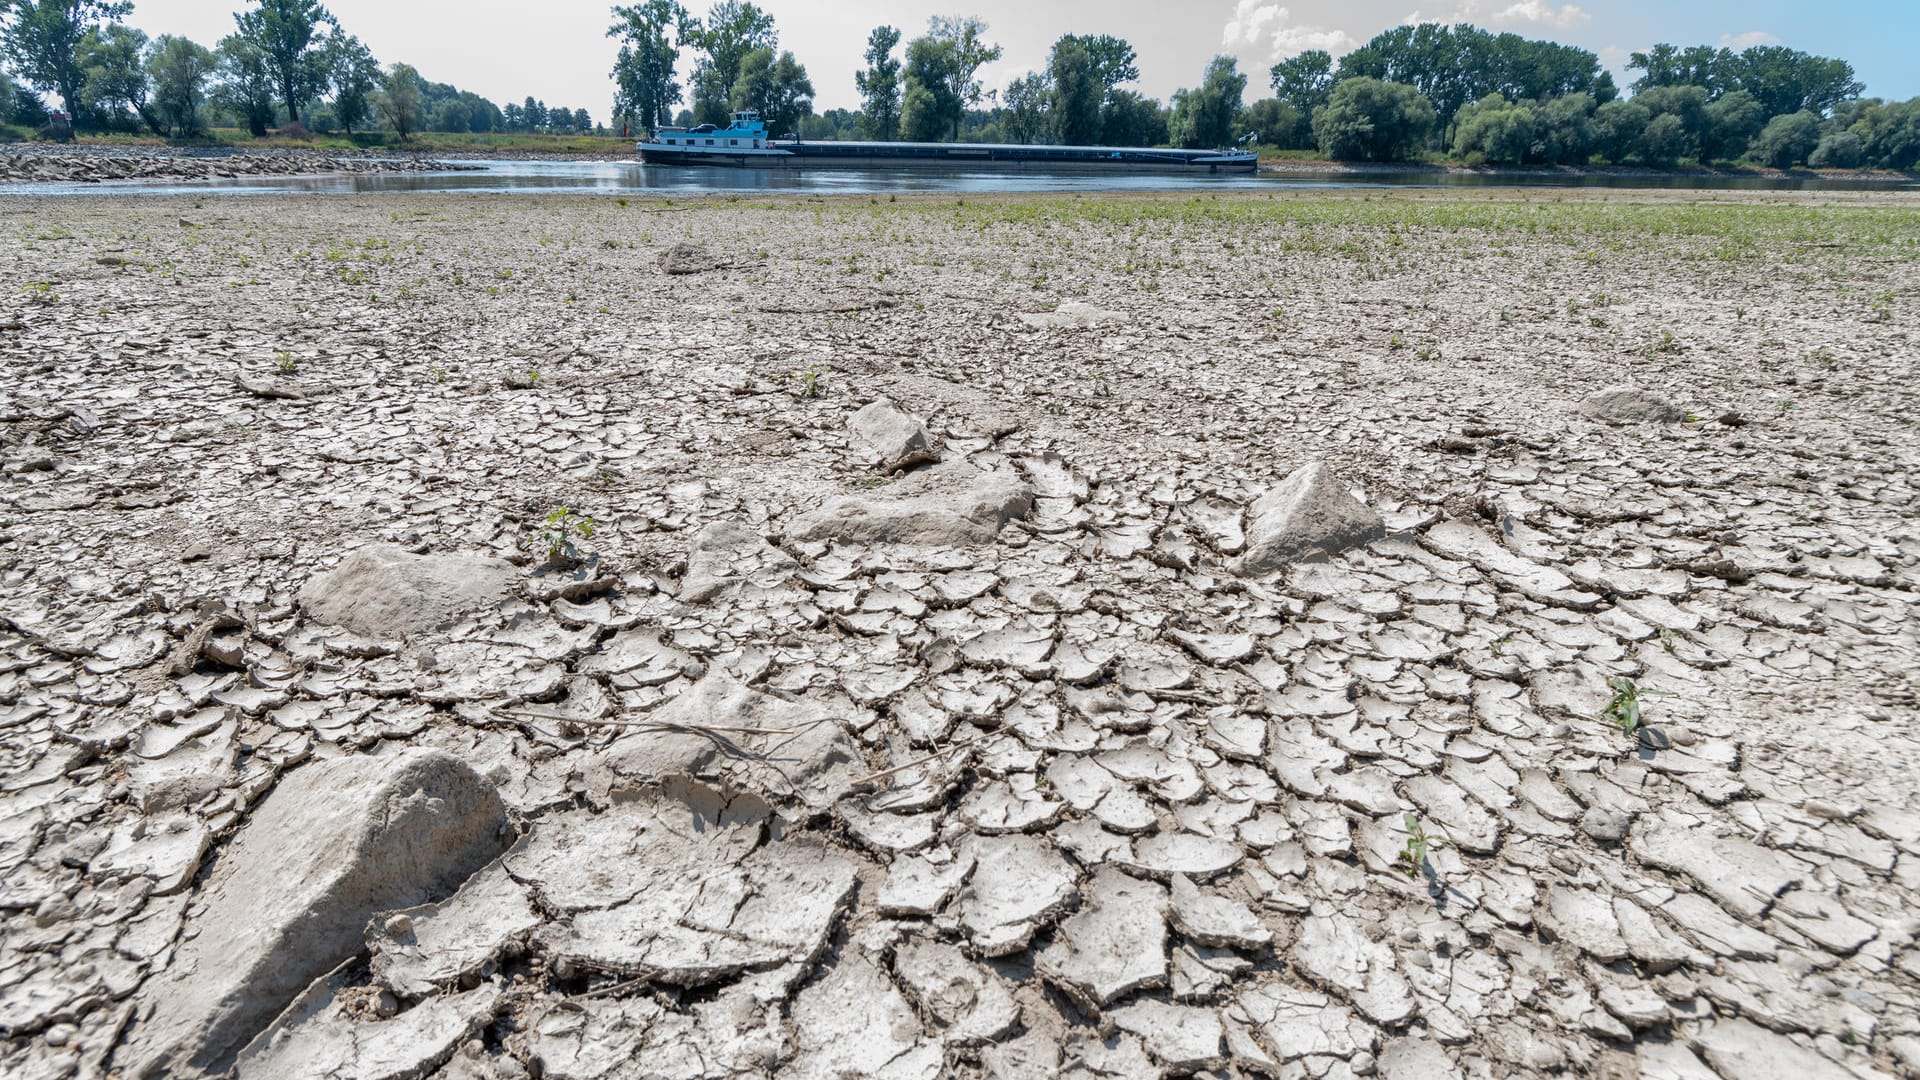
left=609, top=5, right=1915, bottom=171
left=0, top=0, right=601, bottom=139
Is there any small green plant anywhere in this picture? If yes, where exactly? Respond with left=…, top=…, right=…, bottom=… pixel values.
left=1389, top=334, right=1407, bottom=350
left=1650, top=329, right=1679, bottom=354
left=793, top=363, right=822, bottom=399
left=1397, top=813, right=1451, bottom=879
left=19, top=281, right=55, bottom=303
left=540, top=507, right=595, bottom=567
left=275, top=350, right=298, bottom=375
left=1658, top=628, right=1684, bottom=655
left=1600, top=676, right=1671, bottom=736
left=528, top=368, right=542, bottom=383
left=1415, top=346, right=1441, bottom=362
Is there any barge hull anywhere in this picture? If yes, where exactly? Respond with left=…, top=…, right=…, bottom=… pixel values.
left=638, top=140, right=1256, bottom=173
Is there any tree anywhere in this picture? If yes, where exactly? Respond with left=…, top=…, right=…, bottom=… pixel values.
left=681, top=0, right=774, bottom=124
left=731, top=46, right=811, bottom=135
left=1451, top=94, right=1536, bottom=164
left=1101, top=88, right=1164, bottom=147
left=523, top=96, right=546, bottom=131
left=1809, top=129, right=1864, bottom=169
left=1591, top=99, right=1649, bottom=163
left=1630, top=41, right=1860, bottom=118
left=1270, top=49, right=1332, bottom=116
left=501, top=101, right=524, bottom=130
left=1168, top=55, right=1246, bottom=149
left=1701, top=88, right=1763, bottom=161
left=925, top=15, right=999, bottom=139
left=1338, top=23, right=1606, bottom=139
left=1534, top=92, right=1596, bottom=165
left=233, top=0, right=336, bottom=124
left=378, top=61, right=422, bottom=138
left=1639, top=112, right=1688, bottom=166
left=1058, top=33, right=1136, bottom=95
left=1239, top=98, right=1300, bottom=148
left=854, top=24, right=901, bottom=140
left=609, top=0, right=685, bottom=134
left=145, top=35, right=214, bottom=137
left=574, top=107, right=592, bottom=132
left=1634, top=84, right=1709, bottom=160
left=1001, top=70, right=1049, bottom=143
left=0, top=0, right=132, bottom=125
left=1313, top=77, right=1435, bottom=161
left=322, top=32, right=377, bottom=134
left=213, top=32, right=276, bottom=135
left=1747, top=110, right=1820, bottom=168
left=1048, top=36, right=1100, bottom=144
left=899, top=32, right=958, bottom=140
left=76, top=22, right=158, bottom=133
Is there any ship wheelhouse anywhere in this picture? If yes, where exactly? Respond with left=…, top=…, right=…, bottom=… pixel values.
left=652, top=111, right=771, bottom=151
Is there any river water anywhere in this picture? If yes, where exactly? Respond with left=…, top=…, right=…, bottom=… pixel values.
left=3, top=158, right=1913, bottom=197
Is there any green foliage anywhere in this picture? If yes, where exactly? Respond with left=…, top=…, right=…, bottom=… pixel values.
left=539, top=507, right=596, bottom=567
left=1000, top=70, right=1049, bottom=144
left=1600, top=675, right=1671, bottom=736
left=214, top=32, right=278, bottom=136
left=0, top=0, right=133, bottom=121
left=275, top=349, right=297, bottom=374
left=1591, top=98, right=1649, bottom=163
left=77, top=22, right=158, bottom=134
left=1314, top=77, right=1435, bottom=161
left=681, top=0, right=775, bottom=125
left=1169, top=55, right=1246, bottom=149
left=1702, top=89, right=1764, bottom=161
left=1270, top=49, right=1333, bottom=120
left=900, top=15, right=1000, bottom=141
left=1397, top=813, right=1451, bottom=880
left=608, top=0, right=685, bottom=133
left=1337, top=22, right=1612, bottom=135
left=730, top=46, right=811, bottom=136
left=1048, top=37, right=1101, bottom=145
left=1452, top=93, right=1536, bottom=164
left=1240, top=97, right=1304, bottom=151
left=792, top=362, right=821, bottom=398
left=233, top=0, right=337, bottom=122
left=1628, top=42, right=1861, bottom=118
left=323, top=32, right=377, bottom=133
left=378, top=61, right=423, bottom=139
left=1748, top=110, right=1821, bottom=168
left=854, top=24, right=901, bottom=140
left=1639, top=112, right=1688, bottom=167
left=1100, top=88, right=1166, bottom=147
left=1809, top=129, right=1865, bottom=169
left=146, top=34, right=216, bottom=137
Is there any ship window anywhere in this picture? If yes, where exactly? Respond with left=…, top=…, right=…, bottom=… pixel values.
left=706, top=139, right=715, bottom=145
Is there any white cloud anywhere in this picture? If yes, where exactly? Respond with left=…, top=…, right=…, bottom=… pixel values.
left=1718, top=30, right=1782, bottom=49
left=1222, top=1, right=1358, bottom=62
left=1492, top=1, right=1592, bottom=28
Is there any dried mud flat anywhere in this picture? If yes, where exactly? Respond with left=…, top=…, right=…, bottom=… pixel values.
left=2, top=186, right=1918, bottom=1080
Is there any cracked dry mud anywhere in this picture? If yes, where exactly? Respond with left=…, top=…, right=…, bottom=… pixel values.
left=1, top=186, right=1918, bottom=1080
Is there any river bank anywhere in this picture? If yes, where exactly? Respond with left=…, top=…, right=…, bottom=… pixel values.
left=0, top=143, right=481, bottom=183
left=2, top=188, right=1916, bottom=1079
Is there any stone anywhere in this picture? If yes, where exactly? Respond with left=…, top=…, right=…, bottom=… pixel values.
left=1377, top=1036, right=1462, bottom=1080
left=848, top=396, right=934, bottom=466
left=299, top=545, right=515, bottom=639
left=1036, top=867, right=1168, bottom=1008
left=234, top=970, right=501, bottom=1079
left=116, top=749, right=511, bottom=1078
left=368, top=860, right=541, bottom=998
left=586, top=672, right=864, bottom=813
left=1579, top=386, right=1687, bottom=424
left=788, top=461, right=1033, bottom=547
left=1232, top=461, right=1385, bottom=576
left=1692, top=1019, right=1854, bottom=1080
left=679, top=520, right=798, bottom=603
left=1579, top=806, right=1629, bottom=843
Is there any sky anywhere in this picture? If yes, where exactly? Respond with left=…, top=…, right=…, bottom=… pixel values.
left=121, top=1, right=1920, bottom=119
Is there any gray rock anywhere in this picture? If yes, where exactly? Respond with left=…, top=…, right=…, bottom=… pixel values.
left=1232, top=461, right=1385, bottom=576
left=234, top=969, right=501, bottom=1080
left=1377, top=1036, right=1462, bottom=1079
left=1693, top=1018, right=1853, bottom=1080
left=788, top=461, right=1033, bottom=547
left=679, top=520, right=798, bottom=603
left=1579, top=385, right=1687, bottom=424
left=1579, top=806, right=1630, bottom=843
left=368, top=860, right=541, bottom=998
left=848, top=396, right=934, bottom=466
left=116, top=749, right=511, bottom=1078
left=299, top=544, right=515, bottom=639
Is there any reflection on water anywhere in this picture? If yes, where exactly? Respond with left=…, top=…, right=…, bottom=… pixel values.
left=2, top=158, right=1913, bottom=197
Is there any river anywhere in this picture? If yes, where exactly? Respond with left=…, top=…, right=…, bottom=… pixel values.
left=3, top=158, right=1913, bottom=197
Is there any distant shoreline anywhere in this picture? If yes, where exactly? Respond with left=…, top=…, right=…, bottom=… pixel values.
left=1258, top=157, right=1920, bottom=184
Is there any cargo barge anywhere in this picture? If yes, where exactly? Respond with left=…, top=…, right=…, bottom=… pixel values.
left=638, top=111, right=1258, bottom=173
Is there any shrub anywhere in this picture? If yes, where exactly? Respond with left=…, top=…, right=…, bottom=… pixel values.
left=1314, top=77, right=1436, bottom=161
left=1809, top=130, right=1865, bottom=169
left=1747, top=110, right=1821, bottom=168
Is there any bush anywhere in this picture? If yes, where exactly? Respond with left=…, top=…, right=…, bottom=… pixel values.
left=1809, top=130, right=1865, bottom=169
left=1747, top=110, right=1820, bottom=168
left=1639, top=113, right=1688, bottom=166
left=1453, top=95, right=1537, bottom=164
left=1592, top=100, right=1649, bottom=164
left=1314, top=77, right=1435, bottom=161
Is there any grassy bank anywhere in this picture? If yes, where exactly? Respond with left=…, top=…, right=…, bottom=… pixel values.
left=0, top=128, right=634, bottom=156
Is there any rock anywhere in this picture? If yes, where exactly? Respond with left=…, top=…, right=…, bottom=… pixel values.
left=234, top=968, right=501, bottom=1080
left=1036, top=867, right=1169, bottom=1008
left=1579, top=807, right=1629, bottom=843
left=1377, top=1036, right=1462, bottom=1079
left=1232, top=461, right=1385, bottom=576
left=1692, top=1019, right=1853, bottom=1080
left=525, top=779, right=859, bottom=985
left=368, top=860, right=541, bottom=998
left=116, top=749, right=512, bottom=1079
left=848, top=397, right=935, bottom=467
left=788, top=461, right=1033, bottom=547
left=1579, top=386, right=1687, bottom=424
left=679, top=520, right=798, bottom=603
left=586, top=671, right=863, bottom=813
left=658, top=243, right=722, bottom=275
left=1018, top=300, right=1130, bottom=328
left=299, top=544, right=515, bottom=639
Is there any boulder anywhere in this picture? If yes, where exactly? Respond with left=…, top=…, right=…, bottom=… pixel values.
left=1231, top=462, right=1385, bottom=576
left=115, top=748, right=511, bottom=1079
left=680, top=520, right=798, bottom=604
left=1579, top=386, right=1687, bottom=424
left=788, top=462, right=1032, bottom=547
left=299, top=544, right=515, bottom=639
left=848, top=396, right=935, bottom=467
